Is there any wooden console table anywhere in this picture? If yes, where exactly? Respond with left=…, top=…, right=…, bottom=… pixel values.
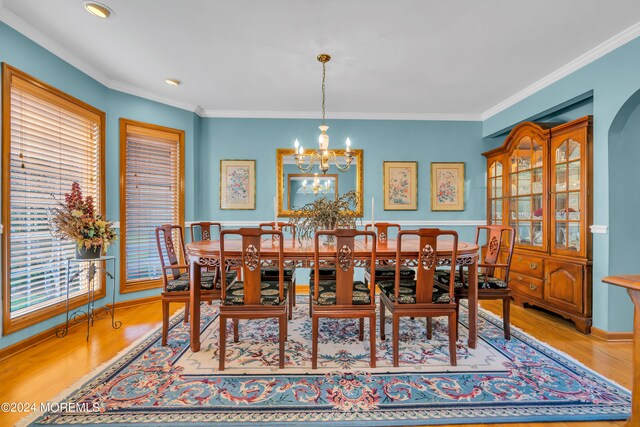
left=602, top=274, right=640, bottom=426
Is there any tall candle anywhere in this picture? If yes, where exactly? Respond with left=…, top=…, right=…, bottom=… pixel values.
left=371, top=196, right=375, bottom=228
left=274, top=195, right=278, bottom=225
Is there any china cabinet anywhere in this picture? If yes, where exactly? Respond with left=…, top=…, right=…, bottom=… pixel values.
left=483, top=116, right=592, bottom=333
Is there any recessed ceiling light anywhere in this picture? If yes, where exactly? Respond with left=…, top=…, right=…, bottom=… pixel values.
left=165, top=79, right=182, bottom=86
left=83, top=2, right=113, bottom=19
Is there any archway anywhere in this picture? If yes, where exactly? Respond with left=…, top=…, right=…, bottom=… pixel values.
left=607, top=87, right=640, bottom=331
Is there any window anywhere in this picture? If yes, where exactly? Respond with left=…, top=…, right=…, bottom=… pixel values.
left=2, top=64, right=105, bottom=334
left=120, top=119, right=184, bottom=293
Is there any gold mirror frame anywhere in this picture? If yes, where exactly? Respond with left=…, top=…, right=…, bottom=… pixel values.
left=276, top=148, right=363, bottom=217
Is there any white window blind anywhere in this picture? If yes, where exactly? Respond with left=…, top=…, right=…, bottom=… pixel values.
left=122, top=122, right=183, bottom=287
left=5, top=70, right=103, bottom=320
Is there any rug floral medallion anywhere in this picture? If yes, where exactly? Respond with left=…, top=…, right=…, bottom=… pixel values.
left=27, top=297, right=630, bottom=426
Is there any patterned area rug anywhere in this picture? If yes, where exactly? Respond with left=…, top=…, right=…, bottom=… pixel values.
left=25, top=297, right=630, bottom=426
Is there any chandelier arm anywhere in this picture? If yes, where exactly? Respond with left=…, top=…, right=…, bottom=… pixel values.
left=295, top=152, right=321, bottom=173
left=334, top=162, right=352, bottom=173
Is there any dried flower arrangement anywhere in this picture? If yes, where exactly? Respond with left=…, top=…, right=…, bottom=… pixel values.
left=50, top=182, right=117, bottom=257
left=288, top=190, right=361, bottom=242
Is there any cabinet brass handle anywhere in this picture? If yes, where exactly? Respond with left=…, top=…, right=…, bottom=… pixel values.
left=517, top=275, right=523, bottom=281
left=545, top=273, right=550, bottom=282
left=529, top=283, right=537, bottom=291
left=529, top=262, right=538, bottom=270
left=517, top=257, right=524, bottom=262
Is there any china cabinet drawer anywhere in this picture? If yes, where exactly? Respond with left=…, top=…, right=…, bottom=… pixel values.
left=510, top=254, right=544, bottom=278
left=509, top=275, right=544, bottom=299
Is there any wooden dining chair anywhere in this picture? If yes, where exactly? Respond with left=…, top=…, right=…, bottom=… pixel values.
left=379, top=228, right=459, bottom=366
left=259, top=222, right=297, bottom=317
left=189, top=222, right=238, bottom=296
left=311, top=229, right=377, bottom=369
left=219, top=228, right=288, bottom=370
left=155, top=224, right=233, bottom=346
left=364, top=222, right=416, bottom=287
left=190, top=221, right=222, bottom=243
left=441, top=225, right=515, bottom=340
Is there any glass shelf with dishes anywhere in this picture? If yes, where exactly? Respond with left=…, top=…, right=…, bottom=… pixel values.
left=552, top=138, right=583, bottom=253
left=507, top=137, right=545, bottom=249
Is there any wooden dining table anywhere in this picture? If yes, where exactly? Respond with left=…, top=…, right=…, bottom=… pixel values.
left=186, top=236, right=480, bottom=353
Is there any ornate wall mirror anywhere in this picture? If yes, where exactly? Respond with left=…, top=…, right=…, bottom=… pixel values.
left=276, top=148, right=363, bottom=216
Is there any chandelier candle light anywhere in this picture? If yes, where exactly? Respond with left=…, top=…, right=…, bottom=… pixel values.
left=294, top=54, right=354, bottom=175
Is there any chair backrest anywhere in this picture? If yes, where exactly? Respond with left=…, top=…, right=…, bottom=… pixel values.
left=365, top=222, right=401, bottom=244
left=396, top=228, right=458, bottom=303
left=313, top=228, right=376, bottom=306
left=259, top=221, right=296, bottom=239
left=475, top=225, right=516, bottom=281
left=155, top=224, right=186, bottom=280
left=190, top=221, right=222, bottom=242
left=220, top=228, right=285, bottom=306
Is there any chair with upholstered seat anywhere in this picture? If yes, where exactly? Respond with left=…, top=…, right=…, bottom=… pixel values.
left=156, top=224, right=236, bottom=346
left=437, top=225, right=515, bottom=340
left=259, top=222, right=297, bottom=318
left=219, top=228, right=288, bottom=370
left=364, top=222, right=416, bottom=286
left=189, top=221, right=238, bottom=294
left=379, top=228, right=459, bottom=367
left=311, top=229, right=377, bottom=369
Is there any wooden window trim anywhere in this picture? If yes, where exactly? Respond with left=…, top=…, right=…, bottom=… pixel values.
left=119, top=118, right=185, bottom=294
left=1, top=63, right=106, bottom=335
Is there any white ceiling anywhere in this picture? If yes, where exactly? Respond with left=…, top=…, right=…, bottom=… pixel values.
left=2, top=0, right=640, bottom=120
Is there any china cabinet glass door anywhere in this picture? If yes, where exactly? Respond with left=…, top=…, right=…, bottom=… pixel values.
left=488, top=160, right=503, bottom=225
left=551, top=135, right=585, bottom=257
left=508, top=135, right=546, bottom=251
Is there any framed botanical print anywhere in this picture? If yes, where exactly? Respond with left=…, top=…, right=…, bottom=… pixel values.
left=431, top=162, right=465, bottom=211
left=383, top=161, right=418, bottom=210
left=220, top=160, right=256, bottom=210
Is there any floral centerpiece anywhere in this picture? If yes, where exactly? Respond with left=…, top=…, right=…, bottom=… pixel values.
left=50, top=182, right=117, bottom=259
left=289, top=190, right=360, bottom=244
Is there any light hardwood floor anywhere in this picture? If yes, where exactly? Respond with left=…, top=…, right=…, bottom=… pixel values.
left=0, top=297, right=631, bottom=427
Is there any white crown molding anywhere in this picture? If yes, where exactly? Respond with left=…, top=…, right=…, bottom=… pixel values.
left=590, top=224, right=608, bottom=234
left=186, top=220, right=485, bottom=228
left=199, top=110, right=482, bottom=121
left=107, top=80, right=200, bottom=113
left=0, top=5, right=112, bottom=86
left=481, top=21, right=640, bottom=121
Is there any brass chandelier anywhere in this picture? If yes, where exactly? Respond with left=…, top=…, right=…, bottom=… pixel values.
left=293, top=54, right=354, bottom=175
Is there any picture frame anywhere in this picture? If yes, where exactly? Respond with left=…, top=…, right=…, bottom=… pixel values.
left=383, top=161, right=418, bottom=210
left=220, top=159, right=256, bottom=210
left=431, top=162, right=465, bottom=211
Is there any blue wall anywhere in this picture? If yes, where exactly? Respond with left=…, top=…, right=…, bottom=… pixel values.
left=197, top=118, right=485, bottom=232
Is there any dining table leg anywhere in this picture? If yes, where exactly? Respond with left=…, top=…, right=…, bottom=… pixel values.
left=467, top=258, right=478, bottom=349
left=189, top=258, right=201, bottom=352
